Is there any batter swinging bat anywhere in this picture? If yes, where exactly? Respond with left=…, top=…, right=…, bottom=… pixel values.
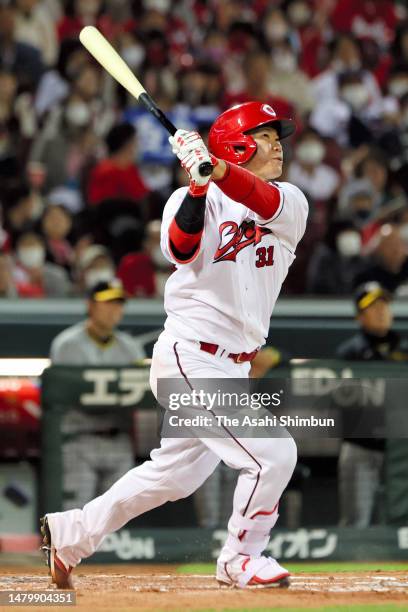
left=79, top=26, right=213, bottom=177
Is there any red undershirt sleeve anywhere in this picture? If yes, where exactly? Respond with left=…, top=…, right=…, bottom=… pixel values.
left=213, top=162, right=281, bottom=219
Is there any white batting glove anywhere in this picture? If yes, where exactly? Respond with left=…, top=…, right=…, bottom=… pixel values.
left=169, top=129, right=213, bottom=188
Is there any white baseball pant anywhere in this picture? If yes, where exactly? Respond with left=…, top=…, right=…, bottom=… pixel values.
left=47, top=332, right=297, bottom=569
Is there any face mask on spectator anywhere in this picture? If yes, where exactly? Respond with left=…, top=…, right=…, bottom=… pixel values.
left=122, top=45, right=145, bottom=69
left=65, top=102, right=91, bottom=127
left=85, top=267, right=115, bottom=289
left=274, top=52, right=297, bottom=72
left=336, top=231, right=362, bottom=257
left=18, top=246, right=45, bottom=269
left=389, top=79, right=408, bottom=99
left=341, top=85, right=369, bottom=111
left=288, top=2, right=311, bottom=26
left=295, top=141, right=325, bottom=165
left=266, top=21, right=288, bottom=43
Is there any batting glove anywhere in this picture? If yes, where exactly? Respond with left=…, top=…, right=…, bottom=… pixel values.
left=169, top=129, right=215, bottom=196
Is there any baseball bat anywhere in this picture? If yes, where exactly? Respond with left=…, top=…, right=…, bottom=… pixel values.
left=79, top=26, right=213, bottom=177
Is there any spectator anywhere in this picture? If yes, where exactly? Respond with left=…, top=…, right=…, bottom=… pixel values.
left=337, top=178, right=378, bottom=228
left=75, top=243, right=116, bottom=294
left=14, top=0, right=58, bottom=66
left=3, top=183, right=38, bottom=242
left=87, top=122, right=150, bottom=206
left=222, top=50, right=295, bottom=119
left=331, top=0, right=397, bottom=49
left=268, top=39, right=314, bottom=117
left=336, top=281, right=408, bottom=527
left=307, top=218, right=365, bottom=294
left=40, top=203, right=74, bottom=272
left=57, top=0, right=115, bottom=42
left=288, top=128, right=341, bottom=204
left=310, top=35, right=382, bottom=141
left=49, top=279, right=145, bottom=509
left=0, top=251, right=16, bottom=297
left=354, top=224, right=408, bottom=293
left=12, top=231, right=72, bottom=297
left=0, top=0, right=44, bottom=90
left=356, top=149, right=396, bottom=208
left=34, top=38, right=90, bottom=118
left=30, top=63, right=104, bottom=194
left=117, top=219, right=173, bottom=298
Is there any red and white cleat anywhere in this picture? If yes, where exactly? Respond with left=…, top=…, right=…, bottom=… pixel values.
left=40, top=516, right=74, bottom=590
left=217, top=555, right=290, bottom=589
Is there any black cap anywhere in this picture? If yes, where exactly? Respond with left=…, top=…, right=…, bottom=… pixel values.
left=354, top=282, right=391, bottom=313
left=88, top=279, right=126, bottom=302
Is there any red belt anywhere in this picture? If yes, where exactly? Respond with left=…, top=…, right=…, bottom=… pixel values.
left=200, top=342, right=258, bottom=364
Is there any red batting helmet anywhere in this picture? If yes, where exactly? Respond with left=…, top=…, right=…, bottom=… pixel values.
left=208, top=101, right=296, bottom=165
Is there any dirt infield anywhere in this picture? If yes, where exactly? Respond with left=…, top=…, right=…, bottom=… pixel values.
left=1, top=564, right=408, bottom=611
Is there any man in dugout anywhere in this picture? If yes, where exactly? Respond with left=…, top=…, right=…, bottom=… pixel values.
left=50, top=279, right=145, bottom=509
left=336, top=281, right=408, bottom=527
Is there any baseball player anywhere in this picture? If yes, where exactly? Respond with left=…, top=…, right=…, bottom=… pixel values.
left=41, top=101, right=308, bottom=589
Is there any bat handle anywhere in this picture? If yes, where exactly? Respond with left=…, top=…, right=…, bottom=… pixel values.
left=138, top=92, right=214, bottom=178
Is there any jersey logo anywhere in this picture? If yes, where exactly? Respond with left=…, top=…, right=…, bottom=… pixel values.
left=214, top=220, right=272, bottom=263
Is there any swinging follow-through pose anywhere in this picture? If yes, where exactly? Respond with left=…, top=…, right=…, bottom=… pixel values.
left=41, top=101, right=308, bottom=590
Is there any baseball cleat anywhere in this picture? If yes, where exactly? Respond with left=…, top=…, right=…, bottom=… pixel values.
left=217, top=555, right=290, bottom=589
left=40, top=516, right=74, bottom=589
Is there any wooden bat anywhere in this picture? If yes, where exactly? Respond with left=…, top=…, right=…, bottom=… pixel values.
left=79, top=26, right=213, bottom=177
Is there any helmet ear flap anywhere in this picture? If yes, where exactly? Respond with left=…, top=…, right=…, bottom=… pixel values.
left=225, top=134, right=257, bottom=165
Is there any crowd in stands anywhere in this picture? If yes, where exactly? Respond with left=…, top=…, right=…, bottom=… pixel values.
left=0, top=0, right=408, bottom=298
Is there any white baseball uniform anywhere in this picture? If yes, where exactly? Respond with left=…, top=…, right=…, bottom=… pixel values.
left=46, top=179, right=308, bottom=578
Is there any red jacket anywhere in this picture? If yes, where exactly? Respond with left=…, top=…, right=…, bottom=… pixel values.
left=87, top=159, right=150, bottom=206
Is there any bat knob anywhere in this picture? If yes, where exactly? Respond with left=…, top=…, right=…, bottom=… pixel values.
left=199, top=161, right=213, bottom=177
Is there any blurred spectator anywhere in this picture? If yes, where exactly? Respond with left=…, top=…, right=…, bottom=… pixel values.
left=336, top=282, right=408, bottom=527
left=0, top=251, right=16, bottom=297
left=337, top=178, right=378, bottom=227
left=40, top=203, right=74, bottom=272
left=35, top=38, right=90, bottom=118
left=12, top=231, right=72, bottom=297
left=117, top=219, right=173, bottom=297
left=310, top=35, right=382, bottom=142
left=75, top=243, right=115, bottom=294
left=87, top=122, right=150, bottom=206
left=0, top=0, right=44, bottom=90
left=268, top=38, right=314, bottom=117
left=30, top=63, right=105, bottom=193
left=288, top=128, right=340, bottom=204
left=2, top=183, right=38, bottom=242
left=354, top=224, right=408, bottom=293
left=355, top=149, right=396, bottom=207
left=307, top=218, right=365, bottom=294
left=286, top=0, right=329, bottom=78
left=57, top=0, right=116, bottom=42
left=222, top=50, right=295, bottom=119
left=14, top=0, right=58, bottom=66
left=331, top=0, right=397, bottom=49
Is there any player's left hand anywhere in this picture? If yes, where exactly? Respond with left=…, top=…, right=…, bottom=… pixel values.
left=169, top=129, right=214, bottom=187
